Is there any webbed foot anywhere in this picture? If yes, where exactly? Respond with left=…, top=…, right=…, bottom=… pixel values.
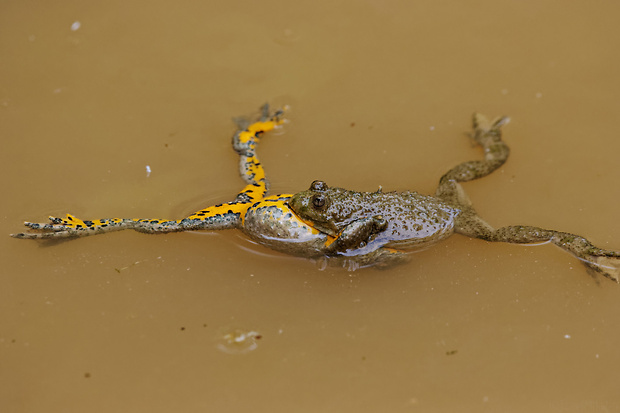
left=470, top=113, right=510, bottom=144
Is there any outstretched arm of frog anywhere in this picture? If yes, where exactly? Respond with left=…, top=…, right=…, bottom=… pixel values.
left=323, top=215, right=388, bottom=255
left=319, top=215, right=412, bottom=269
left=11, top=104, right=287, bottom=240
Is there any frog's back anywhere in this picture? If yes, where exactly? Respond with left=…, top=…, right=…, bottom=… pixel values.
left=289, top=183, right=461, bottom=253
left=359, top=191, right=459, bottom=249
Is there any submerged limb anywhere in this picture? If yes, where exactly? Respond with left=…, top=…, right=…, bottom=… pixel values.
left=436, top=113, right=510, bottom=204
left=320, top=246, right=411, bottom=271
left=455, top=212, right=620, bottom=282
left=11, top=104, right=288, bottom=240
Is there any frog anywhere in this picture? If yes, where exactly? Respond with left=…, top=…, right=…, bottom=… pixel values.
left=11, top=104, right=620, bottom=281
left=288, top=115, right=620, bottom=281
left=11, top=105, right=399, bottom=269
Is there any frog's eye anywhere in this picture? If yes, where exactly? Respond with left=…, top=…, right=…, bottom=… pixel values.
left=311, top=194, right=326, bottom=209
left=310, top=180, right=328, bottom=191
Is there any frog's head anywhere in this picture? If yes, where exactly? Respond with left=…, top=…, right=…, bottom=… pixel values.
left=288, top=180, right=347, bottom=236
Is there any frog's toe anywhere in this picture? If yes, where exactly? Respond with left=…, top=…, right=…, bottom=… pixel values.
left=22, top=221, right=45, bottom=230
left=11, top=230, right=36, bottom=239
left=21, top=220, right=60, bottom=231
left=11, top=214, right=91, bottom=239
left=11, top=225, right=78, bottom=239
left=472, top=113, right=510, bottom=135
left=11, top=230, right=75, bottom=239
left=259, top=103, right=271, bottom=121
left=472, top=113, right=490, bottom=130
left=582, top=255, right=620, bottom=283
left=234, top=104, right=288, bottom=130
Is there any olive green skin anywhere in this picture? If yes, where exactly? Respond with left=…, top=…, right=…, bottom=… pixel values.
left=289, top=181, right=459, bottom=254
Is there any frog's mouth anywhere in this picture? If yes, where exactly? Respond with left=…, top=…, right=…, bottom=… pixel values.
left=287, top=207, right=338, bottom=237
left=297, top=216, right=339, bottom=237
left=287, top=194, right=339, bottom=237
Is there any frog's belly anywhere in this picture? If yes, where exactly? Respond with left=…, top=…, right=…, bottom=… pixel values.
left=242, top=195, right=331, bottom=258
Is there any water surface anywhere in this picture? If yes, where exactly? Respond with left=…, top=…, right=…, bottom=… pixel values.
left=2, top=1, right=620, bottom=412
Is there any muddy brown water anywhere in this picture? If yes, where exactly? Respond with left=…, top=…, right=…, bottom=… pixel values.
left=2, top=1, right=620, bottom=412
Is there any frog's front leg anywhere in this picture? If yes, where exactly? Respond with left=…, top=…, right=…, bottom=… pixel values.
left=320, top=216, right=411, bottom=269
left=324, top=215, right=388, bottom=254
left=455, top=212, right=620, bottom=282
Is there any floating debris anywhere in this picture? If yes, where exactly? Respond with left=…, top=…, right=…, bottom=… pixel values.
left=215, top=329, right=262, bottom=354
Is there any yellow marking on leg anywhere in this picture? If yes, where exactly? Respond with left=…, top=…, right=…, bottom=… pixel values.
left=237, top=109, right=287, bottom=144
left=240, top=194, right=324, bottom=237
left=50, top=214, right=122, bottom=229
left=242, top=156, right=266, bottom=181
left=324, top=235, right=337, bottom=247
left=58, top=214, right=85, bottom=228
left=186, top=201, right=250, bottom=221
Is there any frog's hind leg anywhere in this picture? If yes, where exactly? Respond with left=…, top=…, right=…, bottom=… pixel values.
left=11, top=215, right=208, bottom=240
left=11, top=104, right=288, bottom=240
left=436, top=113, right=510, bottom=205
left=438, top=114, right=620, bottom=282
left=12, top=198, right=255, bottom=240
left=184, top=104, right=286, bottom=221
left=11, top=195, right=255, bottom=240
left=230, top=103, right=287, bottom=201
left=455, top=213, right=620, bottom=282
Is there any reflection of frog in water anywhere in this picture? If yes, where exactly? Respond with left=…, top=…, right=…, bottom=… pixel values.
left=12, top=105, right=620, bottom=281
